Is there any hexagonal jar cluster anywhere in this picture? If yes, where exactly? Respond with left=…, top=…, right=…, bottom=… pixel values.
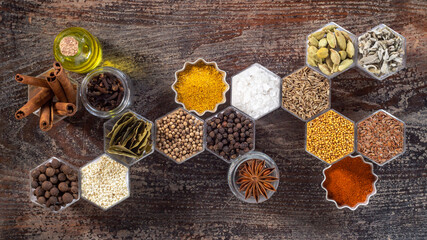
left=357, top=110, right=405, bottom=165
left=30, top=157, right=80, bottom=212
left=172, top=58, right=229, bottom=116
left=357, top=24, right=406, bottom=80
left=231, top=63, right=281, bottom=120
left=306, top=22, right=357, bottom=79
left=205, top=106, right=255, bottom=163
left=281, top=66, right=330, bottom=121
left=306, top=109, right=355, bottom=164
left=80, top=154, right=130, bottom=210
left=155, top=108, right=205, bottom=164
left=104, top=110, right=154, bottom=166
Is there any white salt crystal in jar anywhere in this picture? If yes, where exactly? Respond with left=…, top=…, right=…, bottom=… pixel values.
left=231, top=63, right=281, bottom=120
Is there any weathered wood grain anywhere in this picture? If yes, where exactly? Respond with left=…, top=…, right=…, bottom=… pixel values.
left=0, top=0, right=426, bottom=239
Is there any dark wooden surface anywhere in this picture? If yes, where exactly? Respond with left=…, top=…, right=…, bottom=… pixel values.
left=1, top=1, right=426, bottom=239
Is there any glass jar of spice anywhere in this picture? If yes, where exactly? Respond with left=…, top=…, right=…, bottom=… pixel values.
left=172, top=58, right=229, bottom=116
left=228, top=151, right=279, bottom=204
left=321, top=155, right=378, bottom=210
left=80, top=67, right=132, bottom=119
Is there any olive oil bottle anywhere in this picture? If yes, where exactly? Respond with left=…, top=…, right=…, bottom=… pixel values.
left=53, top=27, right=102, bottom=73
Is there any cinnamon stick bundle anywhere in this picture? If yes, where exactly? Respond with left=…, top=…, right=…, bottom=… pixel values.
left=15, top=62, right=77, bottom=131
left=53, top=102, right=76, bottom=116
left=15, top=88, right=54, bottom=120
left=54, top=62, right=76, bottom=104
left=39, top=101, right=53, bottom=131
left=46, top=71, right=68, bottom=103
left=15, top=74, right=50, bottom=88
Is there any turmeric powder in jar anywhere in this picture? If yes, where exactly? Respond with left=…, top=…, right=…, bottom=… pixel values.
left=173, top=59, right=228, bottom=116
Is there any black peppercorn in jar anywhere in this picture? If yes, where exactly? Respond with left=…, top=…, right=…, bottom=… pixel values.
left=205, top=106, right=255, bottom=163
left=80, top=67, right=132, bottom=118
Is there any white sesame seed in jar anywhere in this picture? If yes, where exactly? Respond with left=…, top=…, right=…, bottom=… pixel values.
left=81, top=155, right=130, bottom=210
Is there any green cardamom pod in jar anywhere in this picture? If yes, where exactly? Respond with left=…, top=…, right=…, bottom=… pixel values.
left=317, top=48, right=329, bottom=59
left=319, top=38, right=328, bottom=48
left=327, top=32, right=337, bottom=49
left=338, top=59, right=353, bottom=71
left=346, top=40, right=355, bottom=58
left=318, top=64, right=332, bottom=75
left=330, top=49, right=341, bottom=65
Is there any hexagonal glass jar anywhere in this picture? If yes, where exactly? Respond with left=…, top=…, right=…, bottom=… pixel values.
left=172, top=58, right=229, bottom=116
left=356, top=24, right=406, bottom=80
left=29, top=157, right=80, bottom=213
left=321, top=155, right=378, bottom=210
left=228, top=151, right=279, bottom=204
left=305, top=109, right=355, bottom=164
left=27, top=68, right=79, bottom=124
left=231, top=63, right=281, bottom=120
left=281, top=66, right=331, bottom=121
left=205, top=106, right=255, bottom=163
left=356, top=110, right=406, bottom=166
left=155, top=107, right=205, bottom=164
left=80, top=154, right=130, bottom=210
left=306, top=22, right=357, bottom=79
left=104, top=109, right=155, bottom=166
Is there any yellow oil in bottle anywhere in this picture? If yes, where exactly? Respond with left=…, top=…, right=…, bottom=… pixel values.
left=53, top=27, right=102, bottom=73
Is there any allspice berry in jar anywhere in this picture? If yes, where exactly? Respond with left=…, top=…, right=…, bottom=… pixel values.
left=30, top=158, right=79, bottom=211
left=205, top=107, right=255, bottom=162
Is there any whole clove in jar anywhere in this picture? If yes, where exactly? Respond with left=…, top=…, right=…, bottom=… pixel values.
left=87, top=73, right=123, bottom=111
left=81, top=67, right=132, bottom=118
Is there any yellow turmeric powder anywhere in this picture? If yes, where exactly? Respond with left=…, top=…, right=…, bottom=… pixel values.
left=174, top=61, right=227, bottom=115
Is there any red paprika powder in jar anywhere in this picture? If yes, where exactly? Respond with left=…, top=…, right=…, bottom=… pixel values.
left=322, top=155, right=377, bottom=209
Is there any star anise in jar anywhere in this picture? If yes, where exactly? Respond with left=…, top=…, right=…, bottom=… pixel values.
left=236, top=159, right=278, bottom=202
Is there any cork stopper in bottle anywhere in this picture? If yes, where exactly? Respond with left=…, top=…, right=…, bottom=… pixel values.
left=59, top=36, right=79, bottom=57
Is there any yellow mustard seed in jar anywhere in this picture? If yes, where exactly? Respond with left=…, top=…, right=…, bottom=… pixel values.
left=306, top=110, right=354, bottom=164
left=173, top=61, right=227, bottom=115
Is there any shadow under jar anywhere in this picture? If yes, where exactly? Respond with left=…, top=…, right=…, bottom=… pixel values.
left=80, top=67, right=132, bottom=118
left=228, top=151, right=279, bottom=204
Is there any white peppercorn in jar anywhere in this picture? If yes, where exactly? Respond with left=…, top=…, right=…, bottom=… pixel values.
left=155, top=108, right=205, bottom=164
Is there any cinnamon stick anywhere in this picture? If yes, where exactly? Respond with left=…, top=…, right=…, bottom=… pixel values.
left=15, top=88, right=54, bottom=120
left=46, top=71, right=68, bottom=103
left=53, top=62, right=76, bottom=104
left=15, top=74, right=50, bottom=88
left=53, top=109, right=68, bottom=116
left=53, top=102, right=76, bottom=116
left=39, top=101, right=53, bottom=131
